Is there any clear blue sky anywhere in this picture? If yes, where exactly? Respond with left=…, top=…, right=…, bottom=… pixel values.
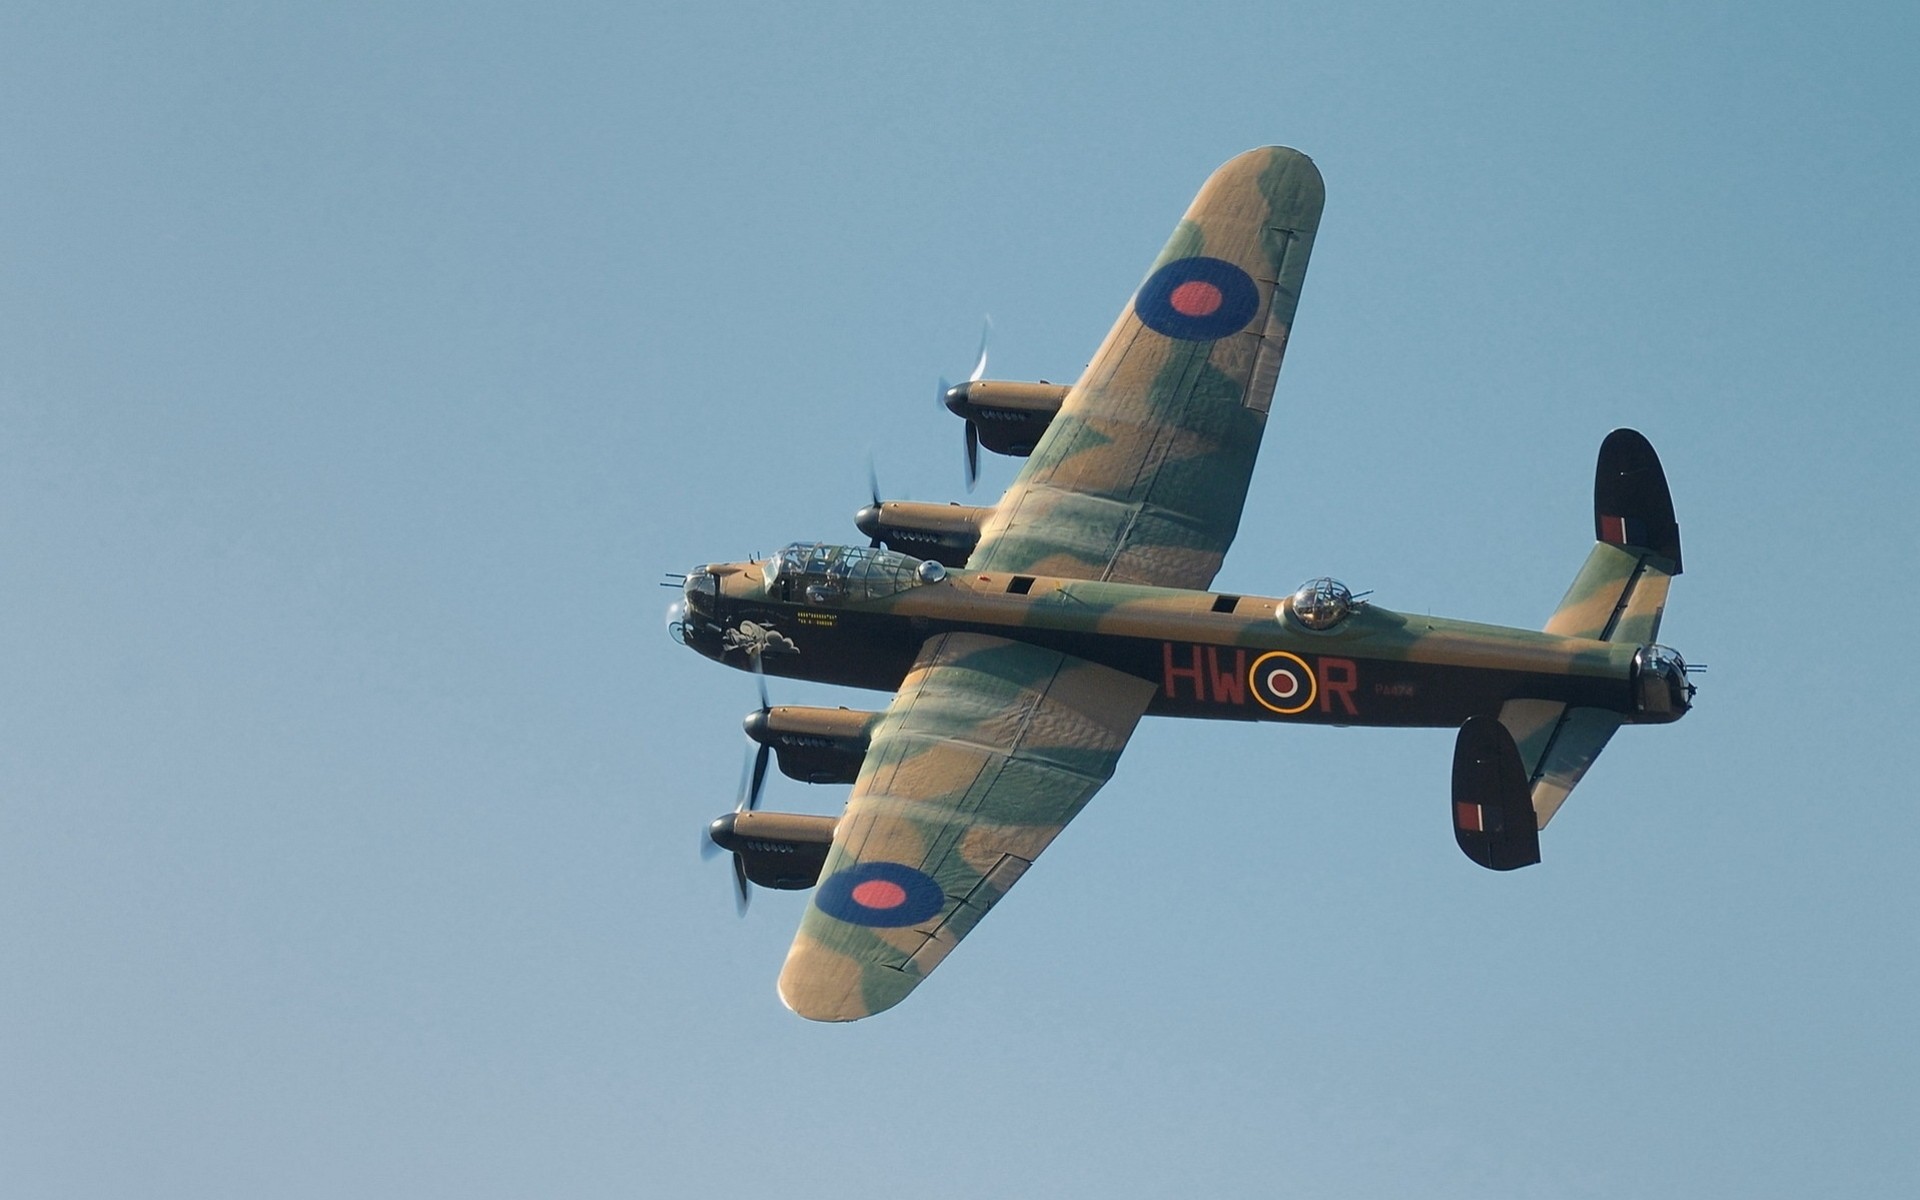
left=3, top=3, right=1914, bottom=1197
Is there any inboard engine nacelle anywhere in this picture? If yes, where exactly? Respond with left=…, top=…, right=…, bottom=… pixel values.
left=852, top=501, right=990, bottom=567
left=744, top=705, right=882, bottom=784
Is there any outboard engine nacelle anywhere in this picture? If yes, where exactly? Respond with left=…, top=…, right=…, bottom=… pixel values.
left=708, top=811, right=838, bottom=890
left=942, top=380, right=1070, bottom=457
left=1631, top=644, right=1693, bottom=722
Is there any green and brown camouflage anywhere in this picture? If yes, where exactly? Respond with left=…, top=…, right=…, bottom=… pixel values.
left=672, top=147, right=1694, bottom=1020
left=967, top=146, right=1324, bottom=589
left=777, top=633, right=1154, bottom=1020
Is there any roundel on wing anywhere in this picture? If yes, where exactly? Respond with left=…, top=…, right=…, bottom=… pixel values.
left=815, top=862, right=946, bottom=927
left=1134, top=256, right=1261, bottom=342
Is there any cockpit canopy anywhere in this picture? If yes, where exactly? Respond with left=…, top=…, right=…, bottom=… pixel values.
left=762, top=542, right=944, bottom=605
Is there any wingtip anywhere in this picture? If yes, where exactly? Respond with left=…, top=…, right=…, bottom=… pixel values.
left=778, top=936, right=886, bottom=1023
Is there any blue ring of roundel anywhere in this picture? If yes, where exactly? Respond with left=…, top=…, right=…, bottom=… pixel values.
left=815, top=861, right=947, bottom=927
left=1134, top=256, right=1261, bottom=342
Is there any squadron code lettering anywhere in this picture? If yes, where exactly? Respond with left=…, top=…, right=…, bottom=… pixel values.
left=1159, top=643, right=1360, bottom=715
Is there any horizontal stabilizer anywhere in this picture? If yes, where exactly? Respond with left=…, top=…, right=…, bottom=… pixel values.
left=1452, top=716, right=1541, bottom=871
left=1498, top=701, right=1624, bottom=828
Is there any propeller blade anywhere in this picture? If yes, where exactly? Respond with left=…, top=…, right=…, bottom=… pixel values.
left=733, top=657, right=771, bottom=812
left=747, top=744, right=770, bottom=811
left=936, top=318, right=990, bottom=407
left=964, top=421, right=980, bottom=492
left=733, top=745, right=754, bottom=811
left=731, top=854, right=751, bottom=916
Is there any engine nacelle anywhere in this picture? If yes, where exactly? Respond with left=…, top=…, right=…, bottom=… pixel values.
left=943, top=380, right=1070, bottom=457
left=708, top=810, right=837, bottom=890
left=744, top=705, right=882, bottom=784
left=852, top=501, right=990, bottom=568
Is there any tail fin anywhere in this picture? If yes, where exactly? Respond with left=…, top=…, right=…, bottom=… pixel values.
left=1499, top=429, right=1682, bottom=828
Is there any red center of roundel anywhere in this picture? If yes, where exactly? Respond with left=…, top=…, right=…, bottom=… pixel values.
left=1168, top=280, right=1224, bottom=317
left=851, top=879, right=908, bottom=909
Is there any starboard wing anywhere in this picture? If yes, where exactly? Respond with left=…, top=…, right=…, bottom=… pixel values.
left=965, top=146, right=1324, bottom=589
left=777, top=632, right=1156, bottom=1022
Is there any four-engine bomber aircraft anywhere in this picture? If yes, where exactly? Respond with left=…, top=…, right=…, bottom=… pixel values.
left=668, top=147, right=1694, bottom=1021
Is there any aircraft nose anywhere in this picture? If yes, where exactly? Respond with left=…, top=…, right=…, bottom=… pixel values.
left=854, top=504, right=884, bottom=543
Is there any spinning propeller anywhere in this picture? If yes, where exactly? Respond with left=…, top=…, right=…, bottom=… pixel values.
left=859, top=457, right=887, bottom=549
left=938, top=320, right=991, bottom=492
left=700, top=654, right=773, bottom=915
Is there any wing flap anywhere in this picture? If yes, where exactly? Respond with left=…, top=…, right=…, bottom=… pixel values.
left=778, top=633, right=1155, bottom=1021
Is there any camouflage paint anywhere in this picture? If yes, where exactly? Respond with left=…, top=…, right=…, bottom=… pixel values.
left=967, top=147, right=1325, bottom=589
left=777, top=633, right=1155, bottom=1021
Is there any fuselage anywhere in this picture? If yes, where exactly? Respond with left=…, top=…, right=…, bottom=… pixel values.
left=672, top=544, right=1688, bottom=728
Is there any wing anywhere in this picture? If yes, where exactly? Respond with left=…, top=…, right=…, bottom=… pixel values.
left=965, top=146, right=1325, bottom=589
left=777, top=632, right=1156, bottom=1021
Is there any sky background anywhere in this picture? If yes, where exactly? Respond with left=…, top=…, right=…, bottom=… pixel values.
left=3, top=3, right=1915, bottom=1197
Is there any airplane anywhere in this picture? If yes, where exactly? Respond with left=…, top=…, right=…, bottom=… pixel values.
left=667, top=146, right=1694, bottom=1022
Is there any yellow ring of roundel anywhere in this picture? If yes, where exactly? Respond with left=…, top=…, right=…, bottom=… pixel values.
left=1248, top=651, right=1318, bottom=715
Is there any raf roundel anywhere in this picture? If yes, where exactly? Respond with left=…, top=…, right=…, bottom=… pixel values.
left=1134, top=256, right=1261, bottom=342
left=1249, top=650, right=1318, bottom=715
left=815, top=862, right=946, bottom=928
